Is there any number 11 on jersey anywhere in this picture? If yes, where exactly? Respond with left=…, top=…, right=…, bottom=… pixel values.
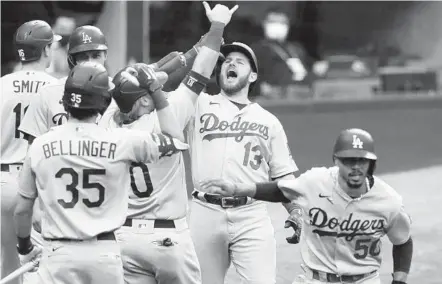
left=13, top=103, right=29, bottom=138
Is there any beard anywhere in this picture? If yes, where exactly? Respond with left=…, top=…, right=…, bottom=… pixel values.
left=219, top=74, right=249, bottom=95
left=345, top=171, right=365, bottom=189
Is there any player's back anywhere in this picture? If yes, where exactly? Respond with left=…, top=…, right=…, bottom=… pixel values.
left=28, top=122, right=161, bottom=239
left=99, top=109, right=188, bottom=220
left=1, top=70, right=57, bottom=163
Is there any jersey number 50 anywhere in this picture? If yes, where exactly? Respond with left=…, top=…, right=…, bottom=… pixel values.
left=56, top=168, right=105, bottom=208
left=354, top=238, right=381, bottom=259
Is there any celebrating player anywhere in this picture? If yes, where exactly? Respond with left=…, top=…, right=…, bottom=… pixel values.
left=200, top=128, right=413, bottom=284
left=13, top=62, right=188, bottom=284
left=18, top=25, right=109, bottom=144
left=99, top=3, right=238, bottom=284
left=183, top=16, right=302, bottom=283
left=1, top=20, right=60, bottom=284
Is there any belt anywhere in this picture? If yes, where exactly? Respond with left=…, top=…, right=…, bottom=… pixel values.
left=192, top=190, right=249, bottom=208
left=44, top=231, right=115, bottom=242
left=311, top=269, right=376, bottom=283
left=1, top=163, right=23, bottom=172
left=123, top=218, right=175, bottom=229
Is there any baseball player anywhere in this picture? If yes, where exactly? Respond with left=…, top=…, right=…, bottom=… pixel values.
left=183, top=38, right=302, bottom=284
left=98, top=3, right=238, bottom=284
left=201, top=128, right=413, bottom=284
left=13, top=62, right=188, bottom=284
left=18, top=25, right=109, bottom=144
left=1, top=20, right=60, bottom=284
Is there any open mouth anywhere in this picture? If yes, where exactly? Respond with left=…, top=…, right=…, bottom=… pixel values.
left=227, top=70, right=238, bottom=79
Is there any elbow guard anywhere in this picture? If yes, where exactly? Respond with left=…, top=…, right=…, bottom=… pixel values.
left=393, top=237, right=413, bottom=273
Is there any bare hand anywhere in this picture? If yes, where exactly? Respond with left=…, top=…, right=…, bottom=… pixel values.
left=199, top=179, right=237, bottom=196
left=202, top=1, right=239, bottom=26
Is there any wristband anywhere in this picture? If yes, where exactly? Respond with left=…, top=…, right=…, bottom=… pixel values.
left=17, top=236, right=34, bottom=255
left=203, top=21, right=225, bottom=52
left=392, top=281, right=406, bottom=284
left=183, top=70, right=210, bottom=95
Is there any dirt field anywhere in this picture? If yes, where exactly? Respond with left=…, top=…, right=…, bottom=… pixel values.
left=225, top=165, right=442, bottom=284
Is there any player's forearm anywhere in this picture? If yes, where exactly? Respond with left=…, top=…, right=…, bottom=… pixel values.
left=392, top=237, right=413, bottom=283
left=153, top=89, right=185, bottom=142
left=13, top=195, right=35, bottom=239
left=191, top=21, right=225, bottom=78
left=236, top=182, right=290, bottom=203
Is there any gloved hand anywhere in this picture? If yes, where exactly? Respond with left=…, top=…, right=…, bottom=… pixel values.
left=285, top=209, right=303, bottom=244
left=202, top=1, right=239, bottom=26
left=120, top=65, right=168, bottom=94
left=152, top=133, right=189, bottom=158
left=18, top=245, right=42, bottom=272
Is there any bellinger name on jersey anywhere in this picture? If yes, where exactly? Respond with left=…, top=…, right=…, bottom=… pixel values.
left=199, top=113, right=269, bottom=142
left=42, top=140, right=117, bottom=159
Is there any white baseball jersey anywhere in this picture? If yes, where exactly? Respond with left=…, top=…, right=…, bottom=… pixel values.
left=1, top=70, right=57, bottom=163
left=278, top=167, right=412, bottom=275
left=99, top=84, right=196, bottom=220
left=18, top=77, right=117, bottom=139
left=188, top=92, right=297, bottom=189
left=17, top=122, right=166, bottom=240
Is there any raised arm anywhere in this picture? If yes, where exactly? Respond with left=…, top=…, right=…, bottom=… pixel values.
left=164, top=3, right=238, bottom=130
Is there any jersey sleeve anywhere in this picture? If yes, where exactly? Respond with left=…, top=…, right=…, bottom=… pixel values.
left=17, top=151, right=38, bottom=199
left=269, top=120, right=298, bottom=179
left=386, top=205, right=412, bottom=245
left=18, top=92, right=50, bottom=138
left=122, top=130, right=161, bottom=164
left=277, top=167, right=325, bottom=203
left=167, top=84, right=199, bottom=131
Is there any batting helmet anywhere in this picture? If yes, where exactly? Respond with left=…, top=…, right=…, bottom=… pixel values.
left=14, top=20, right=62, bottom=62
left=216, top=42, right=259, bottom=92
left=63, top=62, right=113, bottom=114
left=111, top=66, right=150, bottom=113
left=333, top=128, right=377, bottom=160
left=67, top=25, right=108, bottom=68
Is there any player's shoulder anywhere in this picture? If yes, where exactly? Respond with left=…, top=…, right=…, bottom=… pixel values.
left=371, top=176, right=403, bottom=204
left=251, top=102, right=283, bottom=127
left=302, top=166, right=332, bottom=179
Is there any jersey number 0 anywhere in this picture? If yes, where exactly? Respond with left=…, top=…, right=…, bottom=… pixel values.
left=129, top=162, right=154, bottom=198
left=56, top=168, right=106, bottom=208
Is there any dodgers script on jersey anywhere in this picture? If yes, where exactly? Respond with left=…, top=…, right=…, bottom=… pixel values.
left=99, top=85, right=194, bottom=220
left=188, top=92, right=297, bottom=187
left=1, top=70, right=57, bottom=163
left=17, top=123, right=164, bottom=239
left=18, top=78, right=68, bottom=138
left=278, top=167, right=412, bottom=275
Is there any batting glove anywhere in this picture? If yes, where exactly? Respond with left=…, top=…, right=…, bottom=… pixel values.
left=133, top=64, right=168, bottom=94
left=18, top=245, right=42, bottom=272
left=152, top=133, right=189, bottom=158
left=285, top=209, right=303, bottom=244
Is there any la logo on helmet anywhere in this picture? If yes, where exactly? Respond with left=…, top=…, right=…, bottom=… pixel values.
left=82, top=32, right=92, bottom=44
left=352, top=135, right=363, bottom=149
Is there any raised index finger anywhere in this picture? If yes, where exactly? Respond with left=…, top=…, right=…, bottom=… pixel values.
left=229, top=4, right=239, bottom=14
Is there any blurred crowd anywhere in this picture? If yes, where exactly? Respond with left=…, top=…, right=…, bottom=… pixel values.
left=2, top=1, right=439, bottom=101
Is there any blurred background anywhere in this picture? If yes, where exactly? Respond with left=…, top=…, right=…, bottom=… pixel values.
left=2, top=0, right=442, bottom=101
left=2, top=2, right=441, bottom=283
